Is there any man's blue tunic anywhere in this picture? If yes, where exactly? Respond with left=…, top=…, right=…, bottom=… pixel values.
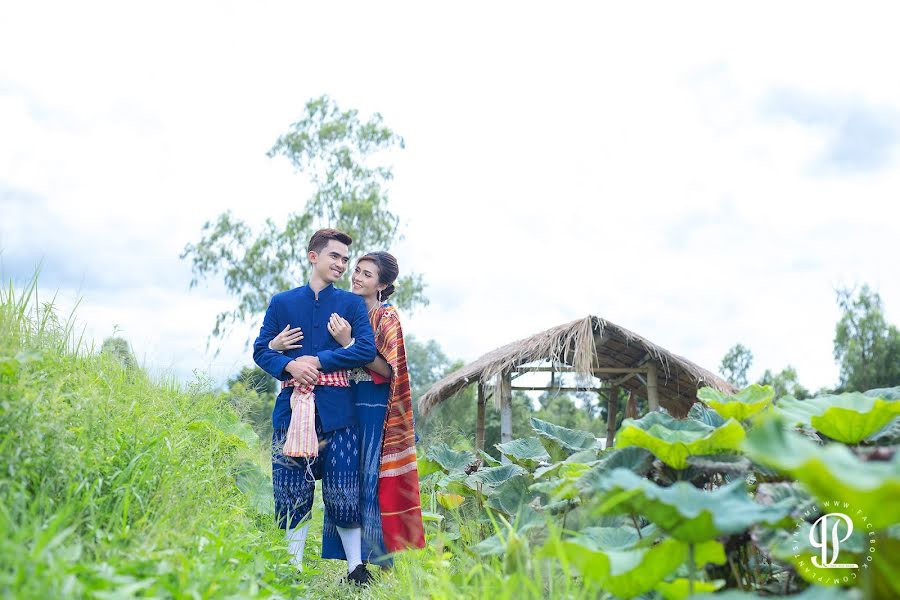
left=253, top=283, right=377, bottom=432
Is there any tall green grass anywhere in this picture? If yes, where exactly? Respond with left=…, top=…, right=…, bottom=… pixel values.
left=0, top=276, right=304, bottom=598
left=1, top=276, right=591, bottom=598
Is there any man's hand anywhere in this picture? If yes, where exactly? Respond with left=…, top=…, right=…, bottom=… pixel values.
left=285, top=358, right=319, bottom=385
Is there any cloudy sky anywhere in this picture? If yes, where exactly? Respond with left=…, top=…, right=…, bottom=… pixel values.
left=2, top=1, right=898, bottom=393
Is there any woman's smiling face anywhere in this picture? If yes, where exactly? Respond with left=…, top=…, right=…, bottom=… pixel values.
left=351, top=258, right=384, bottom=299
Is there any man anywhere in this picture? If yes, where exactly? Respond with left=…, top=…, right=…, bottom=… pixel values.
left=253, top=228, right=377, bottom=585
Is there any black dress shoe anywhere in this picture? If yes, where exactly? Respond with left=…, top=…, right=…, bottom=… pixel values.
left=347, top=563, right=372, bottom=586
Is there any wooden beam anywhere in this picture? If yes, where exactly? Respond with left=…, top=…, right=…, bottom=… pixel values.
left=606, top=384, right=618, bottom=449
left=514, top=366, right=651, bottom=374
left=499, top=371, right=513, bottom=462
left=476, top=382, right=486, bottom=452
left=511, top=385, right=606, bottom=392
left=646, top=362, right=660, bottom=411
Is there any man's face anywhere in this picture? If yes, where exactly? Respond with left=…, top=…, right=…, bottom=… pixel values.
left=310, top=239, right=350, bottom=283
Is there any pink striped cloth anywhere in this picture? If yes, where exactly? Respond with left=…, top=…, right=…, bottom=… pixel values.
left=281, top=371, right=350, bottom=457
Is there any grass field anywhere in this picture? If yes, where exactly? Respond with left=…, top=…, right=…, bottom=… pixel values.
left=1, top=277, right=586, bottom=599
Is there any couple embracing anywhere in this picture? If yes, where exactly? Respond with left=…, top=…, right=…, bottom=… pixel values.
left=253, top=228, right=425, bottom=586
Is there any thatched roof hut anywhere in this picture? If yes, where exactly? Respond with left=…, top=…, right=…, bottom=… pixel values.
left=418, top=315, right=734, bottom=450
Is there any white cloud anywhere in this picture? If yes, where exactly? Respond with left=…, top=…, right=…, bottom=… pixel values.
left=2, top=1, right=899, bottom=393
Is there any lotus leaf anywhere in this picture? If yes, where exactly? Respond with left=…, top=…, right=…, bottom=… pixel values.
left=754, top=482, right=815, bottom=517
left=478, top=449, right=502, bottom=467
left=688, top=402, right=727, bottom=428
left=687, top=588, right=860, bottom=600
left=423, top=443, right=475, bottom=473
left=591, top=468, right=792, bottom=542
left=531, top=462, right=593, bottom=501
left=547, top=537, right=723, bottom=599
left=534, top=449, right=602, bottom=480
left=576, top=447, right=655, bottom=494
left=575, top=525, right=658, bottom=551
left=530, top=417, right=600, bottom=461
left=656, top=578, right=724, bottom=600
left=743, top=417, right=900, bottom=529
left=495, top=437, right=551, bottom=468
left=866, top=418, right=900, bottom=446
left=698, top=384, right=774, bottom=421
left=486, top=474, right=540, bottom=516
left=615, top=412, right=746, bottom=469
left=437, top=492, right=465, bottom=510
left=865, top=386, right=900, bottom=400
left=465, top=464, right=527, bottom=494
left=685, top=454, right=751, bottom=475
left=775, top=392, right=900, bottom=444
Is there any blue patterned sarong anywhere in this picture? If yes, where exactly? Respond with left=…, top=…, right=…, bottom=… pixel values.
left=272, top=413, right=360, bottom=533
left=322, top=380, right=391, bottom=565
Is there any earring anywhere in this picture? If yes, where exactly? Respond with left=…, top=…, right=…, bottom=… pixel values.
left=377, top=290, right=382, bottom=303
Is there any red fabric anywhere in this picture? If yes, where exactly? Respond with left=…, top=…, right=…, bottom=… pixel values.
left=366, top=368, right=391, bottom=386
left=372, top=305, right=426, bottom=552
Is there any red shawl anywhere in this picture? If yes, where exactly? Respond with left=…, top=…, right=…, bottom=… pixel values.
left=372, top=305, right=426, bottom=552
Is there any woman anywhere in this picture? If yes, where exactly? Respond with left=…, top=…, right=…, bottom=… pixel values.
left=270, top=251, right=425, bottom=570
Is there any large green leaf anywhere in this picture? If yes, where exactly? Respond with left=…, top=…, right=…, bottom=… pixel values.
left=865, top=386, right=900, bottom=400
left=533, top=448, right=602, bottom=480
left=530, top=417, right=600, bottom=462
left=465, top=464, right=527, bottom=495
left=656, top=578, right=724, bottom=600
left=688, top=402, right=727, bottom=428
left=698, top=384, right=774, bottom=421
left=754, top=482, right=815, bottom=518
left=687, top=587, right=860, bottom=600
left=775, top=392, right=900, bottom=444
left=743, top=417, right=900, bottom=529
left=576, top=447, right=655, bottom=495
left=422, top=443, right=475, bottom=473
left=615, top=412, right=746, bottom=469
left=495, top=437, right=551, bottom=468
left=590, top=469, right=792, bottom=542
left=486, top=474, right=540, bottom=516
left=547, top=537, right=723, bottom=599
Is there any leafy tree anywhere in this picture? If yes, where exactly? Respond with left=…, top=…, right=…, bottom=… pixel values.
left=181, top=95, right=427, bottom=341
left=758, top=365, right=810, bottom=400
left=227, top=365, right=276, bottom=397
left=834, top=284, right=900, bottom=391
left=719, top=343, right=753, bottom=388
left=100, top=336, right=137, bottom=370
left=225, top=367, right=276, bottom=445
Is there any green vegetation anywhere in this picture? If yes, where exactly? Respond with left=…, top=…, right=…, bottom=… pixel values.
left=181, top=95, right=427, bottom=341
left=5, top=273, right=898, bottom=598
left=420, top=385, right=900, bottom=598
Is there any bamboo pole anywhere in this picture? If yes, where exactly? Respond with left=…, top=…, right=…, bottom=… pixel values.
left=476, top=382, right=486, bottom=452
left=647, top=362, right=660, bottom=411
left=500, top=371, right=513, bottom=462
left=606, top=384, right=619, bottom=449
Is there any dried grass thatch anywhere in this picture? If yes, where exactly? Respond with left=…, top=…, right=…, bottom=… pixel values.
left=418, top=315, right=734, bottom=418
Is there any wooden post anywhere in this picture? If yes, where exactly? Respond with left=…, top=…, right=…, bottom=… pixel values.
left=606, top=384, right=618, bottom=450
left=646, top=362, right=660, bottom=412
left=476, top=382, right=486, bottom=452
left=500, top=371, right=513, bottom=462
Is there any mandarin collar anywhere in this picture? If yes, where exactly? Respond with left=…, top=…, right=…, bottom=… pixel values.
left=303, top=283, right=335, bottom=300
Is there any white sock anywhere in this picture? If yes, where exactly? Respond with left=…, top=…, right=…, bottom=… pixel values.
left=286, top=523, right=310, bottom=571
left=336, top=526, right=362, bottom=573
